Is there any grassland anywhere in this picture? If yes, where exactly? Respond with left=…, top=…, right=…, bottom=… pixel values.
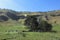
left=0, top=21, right=60, bottom=40
left=0, top=8, right=60, bottom=40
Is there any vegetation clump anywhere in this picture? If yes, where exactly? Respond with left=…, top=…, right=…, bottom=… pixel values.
left=24, top=15, right=52, bottom=32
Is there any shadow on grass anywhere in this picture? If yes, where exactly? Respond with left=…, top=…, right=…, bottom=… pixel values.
left=22, top=30, right=57, bottom=33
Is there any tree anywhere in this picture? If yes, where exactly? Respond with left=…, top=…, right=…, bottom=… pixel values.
left=24, top=15, right=52, bottom=32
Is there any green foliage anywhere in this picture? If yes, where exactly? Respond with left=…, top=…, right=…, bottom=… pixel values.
left=24, top=15, right=52, bottom=32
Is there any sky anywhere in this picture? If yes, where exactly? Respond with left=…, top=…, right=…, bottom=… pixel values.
left=0, top=0, right=60, bottom=12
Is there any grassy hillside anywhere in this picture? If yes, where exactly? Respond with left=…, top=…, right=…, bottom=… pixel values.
left=0, top=9, right=60, bottom=40
left=0, top=9, right=60, bottom=24
left=0, top=23, right=60, bottom=40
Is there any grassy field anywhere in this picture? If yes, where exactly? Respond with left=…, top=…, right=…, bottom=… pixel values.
left=0, top=22, right=60, bottom=40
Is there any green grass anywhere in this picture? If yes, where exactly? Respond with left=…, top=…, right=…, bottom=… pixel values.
left=0, top=23, right=60, bottom=40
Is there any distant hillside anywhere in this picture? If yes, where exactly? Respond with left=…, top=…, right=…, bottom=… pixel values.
left=0, top=9, right=60, bottom=22
left=0, top=9, right=20, bottom=21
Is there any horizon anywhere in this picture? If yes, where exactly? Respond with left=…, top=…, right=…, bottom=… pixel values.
left=0, top=0, right=60, bottom=12
left=0, top=8, right=60, bottom=12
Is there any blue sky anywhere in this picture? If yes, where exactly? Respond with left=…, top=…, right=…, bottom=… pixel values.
left=0, top=0, right=60, bottom=12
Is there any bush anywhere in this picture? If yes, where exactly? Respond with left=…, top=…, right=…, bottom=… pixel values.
left=24, top=15, right=52, bottom=32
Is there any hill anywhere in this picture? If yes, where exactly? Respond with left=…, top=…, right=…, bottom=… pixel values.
left=0, top=9, right=60, bottom=40
left=0, top=9, right=60, bottom=24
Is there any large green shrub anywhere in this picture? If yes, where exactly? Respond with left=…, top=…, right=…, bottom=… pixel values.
left=24, top=15, right=52, bottom=32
